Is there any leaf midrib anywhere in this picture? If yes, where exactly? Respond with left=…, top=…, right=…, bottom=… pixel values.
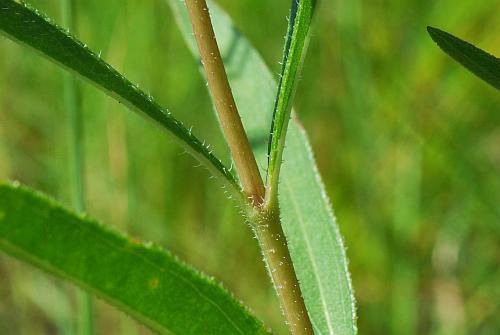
left=284, top=180, right=335, bottom=335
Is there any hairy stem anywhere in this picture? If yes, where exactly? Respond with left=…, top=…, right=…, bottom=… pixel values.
left=184, top=1, right=313, bottom=333
left=249, top=204, right=314, bottom=335
left=60, top=0, right=94, bottom=333
left=185, top=0, right=265, bottom=204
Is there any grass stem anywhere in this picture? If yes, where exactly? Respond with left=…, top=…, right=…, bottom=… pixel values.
left=60, top=0, right=94, bottom=333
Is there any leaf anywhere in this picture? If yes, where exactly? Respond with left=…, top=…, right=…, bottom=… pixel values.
left=266, top=0, right=317, bottom=201
left=166, top=1, right=358, bottom=334
left=0, top=181, right=270, bottom=335
left=279, top=123, right=357, bottom=335
left=427, top=26, right=500, bottom=90
left=0, top=0, right=241, bottom=196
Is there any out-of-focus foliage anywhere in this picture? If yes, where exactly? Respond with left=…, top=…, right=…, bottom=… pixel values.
left=0, top=0, right=498, bottom=334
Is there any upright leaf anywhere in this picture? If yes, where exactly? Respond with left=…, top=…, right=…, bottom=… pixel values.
left=427, top=26, right=500, bottom=90
left=0, top=0, right=240, bottom=195
left=166, top=1, right=358, bottom=334
left=0, top=182, right=270, bottom=335
left=266, top=0, right=317, bottom=201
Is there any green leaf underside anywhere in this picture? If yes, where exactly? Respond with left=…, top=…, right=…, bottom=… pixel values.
left=167, top=1, right=358, bottom=334
left=0, top=182, right=270, bottom=335
left=0, top=0, right=240, bottom=194
left=266, top=0, right=316, bottom=197
left=427, top=26, right=500, bottom=90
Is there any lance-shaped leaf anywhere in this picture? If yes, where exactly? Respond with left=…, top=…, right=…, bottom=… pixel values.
left=266, top=0, right=317, bottom=202
left=0, top=0, right=240, bottom=196
left=0, top=182, right=270, bottom=335
left=166, top=1, right=358, bottom=334
left=427, top=26, right=500, bottom=90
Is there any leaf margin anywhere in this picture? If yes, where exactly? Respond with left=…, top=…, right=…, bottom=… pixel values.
left=0, top=0, right=242, bottom=199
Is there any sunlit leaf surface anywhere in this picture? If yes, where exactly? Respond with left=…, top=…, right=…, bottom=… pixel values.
left=0, top=182, right=270, bottom=335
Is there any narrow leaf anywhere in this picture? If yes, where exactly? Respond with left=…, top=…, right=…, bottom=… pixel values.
left=167, top=1, right=358, bottom=334
left=0, top=0, right=240, bottom=195
left=427, top=26, right=500, bottom=90
left=267, top=0, right=317, bottom=201
left=0, top=182, right=270, bottom=335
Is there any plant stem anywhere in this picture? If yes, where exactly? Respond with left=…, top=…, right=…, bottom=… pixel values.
left=184, top=0, right=265, bottom=204
left=185, top=1, right=314, bottom=333
left=249, top=203, right=314, bottom=335
left=60, top=0, right=94, bottom=334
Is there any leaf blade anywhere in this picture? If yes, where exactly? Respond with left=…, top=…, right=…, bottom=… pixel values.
left=0, top=0, right=240, bottom=195
left=280, top=122, right=357, bottom=334
left=0, top=182, right=270, bottom=335
left=166, top=1, right=358, bottom=334
left=266, top=0, right=317, bottom=202
left=427, top=26, right=500, bottom=90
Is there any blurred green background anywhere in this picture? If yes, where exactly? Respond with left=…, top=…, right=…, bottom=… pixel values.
left=0, top=0, right=499, bottom=334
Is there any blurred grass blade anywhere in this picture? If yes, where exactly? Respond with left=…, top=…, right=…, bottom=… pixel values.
left=0, top=182, right=270, bottom=335
left=59, top=0, right=95, bottom=332
left=167, top=1, right=358, bottom=333
left=427, top=26, right=500, bottom=90
left=0, top=0, right=240, bottom=195
left=266, top=0, right=317, bottom=202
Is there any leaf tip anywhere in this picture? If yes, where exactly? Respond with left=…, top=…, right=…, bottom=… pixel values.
left=426, top=26, right=443, bottom=43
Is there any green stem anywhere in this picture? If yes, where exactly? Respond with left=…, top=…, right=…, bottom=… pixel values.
left=60, top=0, right=94, bottom=333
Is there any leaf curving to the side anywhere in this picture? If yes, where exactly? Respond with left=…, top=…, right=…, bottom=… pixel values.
left=0, top=0, right=241, bottom=197
left=167, top=1, right=358, bottom=334
left=0, top=182, right=270, bottom=335
left=427, top=26, right=500, bottom=90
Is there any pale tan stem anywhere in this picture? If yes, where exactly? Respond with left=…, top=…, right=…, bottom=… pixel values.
left=185, top=0, right=265, bottom=204
left=185, top=2, right=314, bottom=333
left=252, top=204, right=314, bottom=335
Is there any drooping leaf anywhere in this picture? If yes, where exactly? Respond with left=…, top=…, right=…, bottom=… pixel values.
left=166, top=1, right=358, bottom=334
left=427, top=26, right=500, bottom=90
left=0, top=182, right=270, bottom=335
left=266, top=0, right=317, bottom=201
left=0, top=0, right=240, bottom=195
